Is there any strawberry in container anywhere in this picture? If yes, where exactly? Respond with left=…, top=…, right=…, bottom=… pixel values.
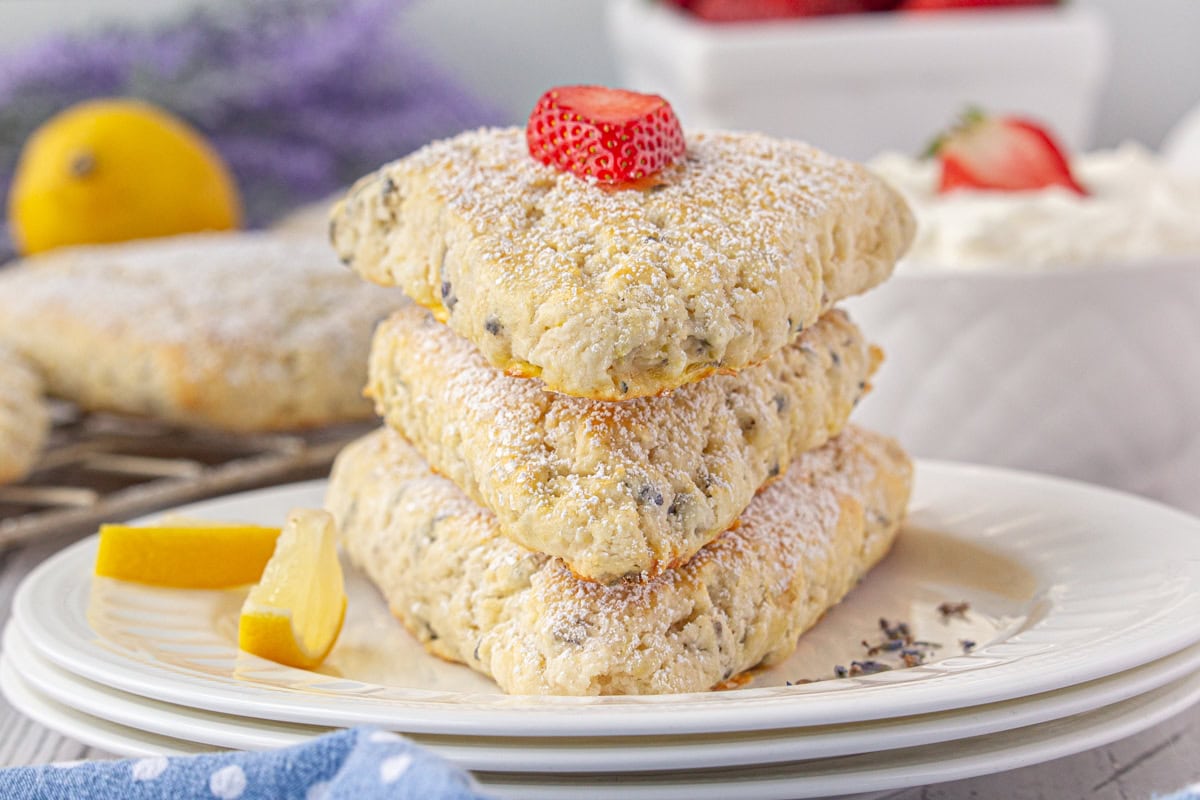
left=607, top=0, right=1108, bottom=161
left=659, top=1, right=903, bottom=23
left=659, top=0, right=1057, bottom=23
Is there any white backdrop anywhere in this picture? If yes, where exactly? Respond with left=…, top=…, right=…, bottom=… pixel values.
left=1, top=0, right=1198, bottom=149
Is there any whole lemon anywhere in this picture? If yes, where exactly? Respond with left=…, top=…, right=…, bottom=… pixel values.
left=8, top=98, right=242, bottom=255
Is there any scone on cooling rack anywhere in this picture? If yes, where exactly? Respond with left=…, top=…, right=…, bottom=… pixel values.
left=0, top=345, right=49, bottom=485
left=368, top=303, right=880, bottom=582
left=330, top=126, right=914, bottom=400
left=327, top=425, right=912, bottom=696
left=0, top=232, right=407, bottom=432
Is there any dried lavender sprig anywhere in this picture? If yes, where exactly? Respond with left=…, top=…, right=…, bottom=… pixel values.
left=0, top=0, right=501, bottom=234
left=937, top=601, right=971, bottom=619
left=849, top=660, right=892, bottom=676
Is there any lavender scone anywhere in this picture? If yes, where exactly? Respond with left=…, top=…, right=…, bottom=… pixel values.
left=327, top=425, right=911, bottom=695
left=0, top=232, right=406, bottom=432
left=330, top=128, right=914, bottom=400
left=368, top=303, right=879, bottom=582
left=0, top=345, right=49, bottom=485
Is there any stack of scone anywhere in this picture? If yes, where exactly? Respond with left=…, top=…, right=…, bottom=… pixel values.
left=325, top=97, right=916, bottom=695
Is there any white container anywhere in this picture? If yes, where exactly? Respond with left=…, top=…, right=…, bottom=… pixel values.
left=607, top=0, right=1111, bottom=160
left=843, top=257, right=1200, bottom=514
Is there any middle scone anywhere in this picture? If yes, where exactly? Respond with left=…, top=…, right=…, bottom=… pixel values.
left=368, top=302, right=878, bottom=583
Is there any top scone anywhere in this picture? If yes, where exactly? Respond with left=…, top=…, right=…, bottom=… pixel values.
left=331, top=127, right=915, bottom=399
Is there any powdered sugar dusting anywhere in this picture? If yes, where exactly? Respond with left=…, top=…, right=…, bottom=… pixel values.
left=4, top=232, right=388, bottom=358
left=412, top=128, right=849, bottom=270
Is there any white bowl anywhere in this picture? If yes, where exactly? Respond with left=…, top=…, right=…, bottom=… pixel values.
left=844, top=257, right=1200, bottom=513
left=606, top=0, right=1111, bottom=160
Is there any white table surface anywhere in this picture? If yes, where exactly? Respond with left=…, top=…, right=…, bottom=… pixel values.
left=0, top=526, right=1197, bottom=800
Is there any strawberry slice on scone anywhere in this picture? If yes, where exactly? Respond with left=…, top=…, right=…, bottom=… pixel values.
left=526, top=85, right=686, bottom=186
left=929, top=109, right=1087, bottom=194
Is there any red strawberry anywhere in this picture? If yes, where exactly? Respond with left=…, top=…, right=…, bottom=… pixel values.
left=929, top=109, right=1087, bottom=195
left=526, top=86, right=686, bottom=186
left=669, top=0, right=798, bottom=21
left=901, top=0, right=1057, bottom=11
left=665, top=0, right=898, bottom=22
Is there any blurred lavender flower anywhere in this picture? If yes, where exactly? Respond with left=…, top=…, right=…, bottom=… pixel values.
left=0, top=0, right=500, bottom=253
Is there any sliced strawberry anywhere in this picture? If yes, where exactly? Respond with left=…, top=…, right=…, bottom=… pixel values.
left=930, top=109, right=1087, bottom=195
left=526, top=86, right=686, bottom=186
left=901, top=0, right=1057, bottom=11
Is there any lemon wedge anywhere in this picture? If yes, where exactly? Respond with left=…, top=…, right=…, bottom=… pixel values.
left=95, top=517, right=280, bottom=588
left=238, top=509, right=346, bottom=670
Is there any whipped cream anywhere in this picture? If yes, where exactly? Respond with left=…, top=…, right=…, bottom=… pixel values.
left=869, top=143, right=1200, bottom=271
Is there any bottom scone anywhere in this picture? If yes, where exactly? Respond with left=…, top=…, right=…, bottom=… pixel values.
left=327, top=426, right=912, bottom=695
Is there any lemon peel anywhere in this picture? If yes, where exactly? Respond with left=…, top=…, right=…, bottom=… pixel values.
left=94, top=518, right=280, bottom=588
left=237, top=508, right=346, bottom=671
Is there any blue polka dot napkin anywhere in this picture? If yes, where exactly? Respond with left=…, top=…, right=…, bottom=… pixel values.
left=0, top=727, right=494, bottom=799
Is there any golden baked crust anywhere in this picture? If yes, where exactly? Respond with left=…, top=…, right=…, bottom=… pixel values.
left=327, top=426, right=912, bottom=695
left=369, top=303, right=879, bottom=582
left=0, top=232, right=406, bottom=432
left=0, top=344, right=49, bottom=485
left=330, top=127, right=914, bottom=399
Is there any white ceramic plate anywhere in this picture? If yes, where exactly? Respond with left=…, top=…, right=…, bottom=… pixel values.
left=4, top=652, right=1199, bottom=800
left=2, top=624, right=329, bottom=753
left=0, top=658, right=208, bottom=759
left=8, top=620, right=1200, bottom=773
left=479, top=670, right=1200, bottom=800
left=14, top=466, right=1200, bottom=736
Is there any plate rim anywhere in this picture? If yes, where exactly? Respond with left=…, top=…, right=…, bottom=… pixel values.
left=0, top=657, right=207, bottom=759
left=13, top=462, right=1200, bottom=736
left=8, top=619, right=1200, bottom=773
left=4, top=650, right=1199, bottom=800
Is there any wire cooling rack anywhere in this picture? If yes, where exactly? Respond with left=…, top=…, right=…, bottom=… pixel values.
left=0, top=402, right=372, bottom=547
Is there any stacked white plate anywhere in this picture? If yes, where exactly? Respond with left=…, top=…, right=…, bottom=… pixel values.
left=5, top=463, right=1200, bottom=800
